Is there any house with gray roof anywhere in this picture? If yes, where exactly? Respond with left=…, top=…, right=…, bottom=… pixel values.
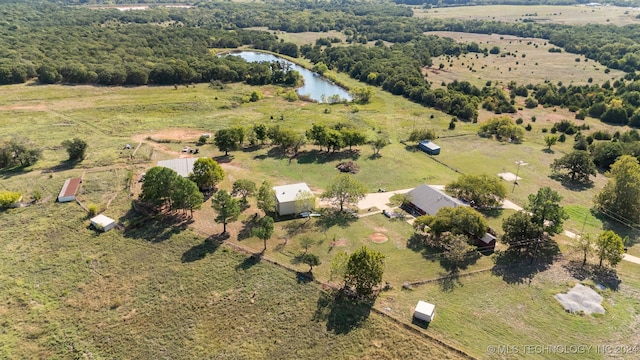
left=404, top=184, right=467, bottom=216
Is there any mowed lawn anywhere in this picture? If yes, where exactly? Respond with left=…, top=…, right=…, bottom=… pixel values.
left=424, top=31, right=627, bottom=88
left=413, top=5, right=640, bottom=26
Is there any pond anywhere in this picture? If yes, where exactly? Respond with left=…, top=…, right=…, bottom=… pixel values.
left=228, top=51, right=352, bottom=103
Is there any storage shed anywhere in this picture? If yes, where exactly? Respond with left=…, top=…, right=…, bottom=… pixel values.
left=414, top=301, right=435, bottom=322
left=90, top=214, right=116, bottom=232
left=477, top=232, right=497, bottom=251
left=273, top=183, right=314, bottom=216
left=418, top=140, right=440, bottom=155
left=58, top=177, right=82, bottom=203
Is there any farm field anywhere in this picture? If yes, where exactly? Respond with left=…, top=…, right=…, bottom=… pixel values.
left=424, top=31, right=627, bottom=88
left=2, top=73, right=640, bottom=358
left=413, top=5, right=640, bottom=26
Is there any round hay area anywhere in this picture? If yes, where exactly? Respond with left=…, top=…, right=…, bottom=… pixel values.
left=369, top=232, right=389, bottom=244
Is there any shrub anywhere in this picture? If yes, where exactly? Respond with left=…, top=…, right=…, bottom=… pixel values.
left=525, top=124, right=532, bottom=131
left=0, top=190, right=21, bottom=208
left=88, top=203, right=99, bottom=217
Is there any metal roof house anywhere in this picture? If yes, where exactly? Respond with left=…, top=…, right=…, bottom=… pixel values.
left=404, top=184, right=467, bottom=216
left=418, top=140, right=441, bottom=155
left=273, top=183, right=314, bottom=216
left=157, top=158, right=199, bottom=178
left=58, top=177, right=82, bottom=203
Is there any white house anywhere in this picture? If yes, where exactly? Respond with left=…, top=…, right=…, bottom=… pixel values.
left=90, top=214, right=116, bottom=232
left=414, top=300, right=435, bottom=322
left=273, top=183, right=314, bottom=216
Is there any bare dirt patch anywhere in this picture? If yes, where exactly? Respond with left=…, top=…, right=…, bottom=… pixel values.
left=330, top=238, right=347, bottom=247
left=369, top=232, right=389, bottom=244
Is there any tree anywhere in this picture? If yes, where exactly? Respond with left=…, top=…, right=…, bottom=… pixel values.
left=544, top=135, right=558, bottom=150
left=329, top=251, right=349, bottom=282
left=416, top=206, right=488, bottom=240
left=140, top=166, right=180, bottom=209
left=253, top=124, right=267, bottom=145
left=350, top=86, right=375, bottom=104
left=300, top=236, right=315, bottom=254
left=445, top=174, right=506, bottom=208
left=0, top=138, right=42, bottom=169
left=501, top=211, right=543, bottom=253
left=344, top=246, right=385, bottom=298
left=300, top=253, right=321, bottom=272
left=371, top=136, right=389, bottom=156
left=572, top=233, right=594, bottom=266
left=321, top=174, right=367, bottom=212
left=0, top=190, right=21, bottom=208
left=189, top=158, right=224, bottom=190
left=595, top=230, right=624, bottom=267
left=595, top=155, right=640, bottom=224
left=294, top=190, right=316, bottom=215
left=214, top=128, right=241, bottom=155
left=211, top=190, right=240, bottom=234
left=341, top=128, right=367, bottom=150
left=526, top=187, right=568, bottom=236
left=408, top=128, right=437, bottom=142
left=551, top=150, right=596, bottom=183
left=61, top=138, right=88, bottom=161
left=442, top=233, right=476, bottom=266
left=172, top=176, right=204, bottom=216
left=252, top=215, right=274, bottom=251
left=257, top=180, right=276, bottom=215
left=312, top=62, right=328, bottom=75
left=232, top=179, right=257, bottom=203
left=590, top=141, right=624, bottom=170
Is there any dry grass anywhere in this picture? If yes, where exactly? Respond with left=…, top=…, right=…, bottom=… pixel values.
left=414, top=5, right=640, bottom=26
left=425, top=31, right=627, bottom=88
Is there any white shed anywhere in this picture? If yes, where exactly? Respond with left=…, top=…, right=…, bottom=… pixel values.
left=273, top=183, right=314, bottom=216
left=90, top=214, right=116, bottom=232
left=414, top=300, right=435, bottom=322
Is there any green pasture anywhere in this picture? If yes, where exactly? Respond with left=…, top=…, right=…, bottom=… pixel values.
left=425, top=31, right=626, bottom=89
left=414, top=5, right=640, bottom=26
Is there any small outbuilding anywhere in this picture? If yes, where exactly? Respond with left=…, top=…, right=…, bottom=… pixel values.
left=58, top=177, right=82, bottom=203
left=477, top=232, right=497, bottom=250
left=414, top=300, right=435, bottom=322
left=418, top=140, right=441, bottom=155
left=90, top=214, right=116, bottom=232
left=273, top=183, right=314, bottom=216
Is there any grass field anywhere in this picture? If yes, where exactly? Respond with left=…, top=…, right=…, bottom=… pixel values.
left=414, top=5, right=640, bottom=26
left=424, top=31, right=627, bottom=88
left=2, top=71, right=640, bottom=358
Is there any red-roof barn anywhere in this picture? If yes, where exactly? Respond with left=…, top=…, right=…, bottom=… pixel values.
left=58, top=178, right=82, bottom=203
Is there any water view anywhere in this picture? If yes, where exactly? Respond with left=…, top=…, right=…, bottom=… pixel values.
left=228, top=51, right=352, bottom=103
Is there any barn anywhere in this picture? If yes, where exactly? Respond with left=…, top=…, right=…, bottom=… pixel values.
left=273, top=183, right=313, bottom=216
left=157, top=158, right=199, bottom=178
left=90, top=214, right=116, bottom=232
left=414, top=301, right=435, bottom=322
left=403, top=184, right=467, bottom=216
left=418, top=140, right=440, bottom=155
left=58, top=177, right=82, bottom=203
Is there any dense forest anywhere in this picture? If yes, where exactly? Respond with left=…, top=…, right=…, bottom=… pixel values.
left=3, top=0, right=640, bottom=126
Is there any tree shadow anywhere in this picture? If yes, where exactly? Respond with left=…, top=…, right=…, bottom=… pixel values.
left=436, top=270, right=464, bottom=292
left=562, top=260, right=622, bottom=290
left=181, top=234, right=227, bottom=263
left=120, top=205, right=193, bottom=243
left=478, top=208, right=504, bottom=218
left=404, top=145, right=420, bottom=153
left=41, top=161, right=78, bottom=174
left=296, top=271, right=314, bottom=284
left=0, top=166, right=31, bottom=179
left=237, top=213, right=259, bottom=241
left=213, top=154, right=234, bottom=164
left=283, top=218, right=314, bottom=237
left=548, top=173, right=594, bottom=191
left=491, top=240, right=561, bottom=284
left=542, top=148, right=555, bottom=154
left=312, top=290, right=374, bottom=335
left=367, top=153, right=382, bottom=160
left=235, top=253, right=262, bottom=272
left=295, top=149, right=360, bottom=164
left=315, top=208, right=358, bottom=230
